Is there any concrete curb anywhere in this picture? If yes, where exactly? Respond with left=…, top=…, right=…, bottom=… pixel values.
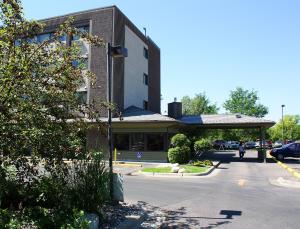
left=268, top=152, right=300, bottom=180
left=136, top=161, right=221, bottom=177
left=115, top=212, right=147, bottom=229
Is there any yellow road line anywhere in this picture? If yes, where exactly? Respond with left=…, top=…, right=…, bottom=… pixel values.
left=268, top=152, right=300, bottom=180
left=113, top=162, right=142, bottom=167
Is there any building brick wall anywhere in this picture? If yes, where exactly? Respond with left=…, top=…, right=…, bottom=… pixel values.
left=41, top=6, right=160, bottom=114
left=148, top=39, right=161, bottom=113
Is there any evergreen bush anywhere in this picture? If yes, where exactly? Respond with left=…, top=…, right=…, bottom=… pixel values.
left=194, top=139, right=212, bottom=152
left=170, top=134, right=191, bottom=148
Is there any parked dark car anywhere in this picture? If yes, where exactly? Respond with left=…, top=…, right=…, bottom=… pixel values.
left=269, top=142, right=300, bottom=160
left=213, top=140, right=227, bottom=149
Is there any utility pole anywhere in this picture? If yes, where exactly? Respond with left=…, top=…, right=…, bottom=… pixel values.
left=107, top=43, right=127, bottom=201
left=281, top=104, right=285, bottom=143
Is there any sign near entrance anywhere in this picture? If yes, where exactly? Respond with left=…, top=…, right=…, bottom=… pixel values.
left=136, top=152, right=142, bottom=159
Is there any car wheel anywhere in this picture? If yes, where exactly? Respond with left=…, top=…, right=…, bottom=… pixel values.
left=276, top=154, right=284, bottom=161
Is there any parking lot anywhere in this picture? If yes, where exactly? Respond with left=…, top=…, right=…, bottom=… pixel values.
left=124, top=149, right=300, bottom=228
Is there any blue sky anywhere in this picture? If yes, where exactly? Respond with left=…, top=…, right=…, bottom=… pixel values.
left=22, top=0, right=300, bottom=122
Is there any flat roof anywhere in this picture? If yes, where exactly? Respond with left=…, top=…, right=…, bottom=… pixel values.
left=81, top=108, right=275, bottom=129
left=39, top=5, right=117, bottom=22
left=181, top=114, right=275, bottom=128
left=112, top=106, right=179, bottom=123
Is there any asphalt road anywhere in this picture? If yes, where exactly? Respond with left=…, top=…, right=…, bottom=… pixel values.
left=123, top=151, right=300, bottom=229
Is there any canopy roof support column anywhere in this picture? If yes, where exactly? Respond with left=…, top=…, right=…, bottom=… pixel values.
left=259, top=127, right=266, bottom=163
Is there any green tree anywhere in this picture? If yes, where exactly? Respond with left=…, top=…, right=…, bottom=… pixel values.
left=181, top=93, right=219, bottom=115
left=268, top=115, right=300, bottom=141
left=0, top=0, right=105, bottom=158
left=168, top=134, right=191, bottom=164
left=224, top=87, right=268, bottom=117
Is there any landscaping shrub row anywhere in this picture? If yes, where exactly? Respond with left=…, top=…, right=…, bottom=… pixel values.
left=193, top=160, right=213, bottom=167
left=167, top=133, right=213, bottom=164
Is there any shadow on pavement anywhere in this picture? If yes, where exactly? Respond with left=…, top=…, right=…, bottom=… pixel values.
left=201, top=151, right=260, bottom=164
left=266, top=158, right=300, bottom=165
left=117, top=201, right=242, bottom=229
left=200, top=151, right=300, bottom=165
left=279, top=158, right=300, bottom=164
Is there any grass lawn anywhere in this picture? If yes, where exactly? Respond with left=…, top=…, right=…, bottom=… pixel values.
left=180, top=165, right=209, bottom=173
left=141, top=165, right=211, bottom=173
left=142, top=167, right=172, bottom=173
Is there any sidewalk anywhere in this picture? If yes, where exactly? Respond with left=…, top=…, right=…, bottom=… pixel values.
left=112, top=161, right=162, bottom=175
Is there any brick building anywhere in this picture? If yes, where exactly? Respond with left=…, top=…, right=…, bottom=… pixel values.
left=41, top=5, right=160, bottom=114
left=39, top=6, right=275, bottom=162
left=39, top=6, right=176, bottom=160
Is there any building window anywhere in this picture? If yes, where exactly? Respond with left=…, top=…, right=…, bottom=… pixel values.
left=131, top=133, right=144, bottom=151
left=147, top=134, right=164, bottom=151
left=143, top=100, right=148, bottom=110
left=114, top=134, right=129, bottom=150
left=37, top=32, right=62, bottom=43
left=72, top=58, right=88, bottom=70
left=143, top=47, right=148, bottom=59
left=59, top=34, right=67, bottom=43
left=75, top=91, right=87, bottom=104
left=37, top=33, right=51, bottom=43
left=143, top=73, right=148, bottom=85
left=72, top=26, right=90, bottom=41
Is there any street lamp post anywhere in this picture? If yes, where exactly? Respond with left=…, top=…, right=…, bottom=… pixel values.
left=107, top=43, right=127, bottom=201
left=281, top=104, right=285, bottom=143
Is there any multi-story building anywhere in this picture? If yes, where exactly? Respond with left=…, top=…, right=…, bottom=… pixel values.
left=38, top=6, right=275, bottom=162
left=41, top=5, right=160, bottom=114
left=38, top=6, right=176, bottom=161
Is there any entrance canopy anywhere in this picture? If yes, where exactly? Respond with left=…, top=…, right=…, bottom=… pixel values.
left=180, top=114, right=275, bottom=162
left=87, top=106, right=275, bottom=162
left=180, top=114, right=275, bottom=129
left=95, top=106, right=275, bottom=129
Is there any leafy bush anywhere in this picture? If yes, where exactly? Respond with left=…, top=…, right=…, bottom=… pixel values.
left=0, top=208, right=90, bottom=229
left=168, top=134, right=191, bottom=164
left=36, top=154, right=110, bottom=214
left=194, top=139, right=212, bottom=152
left=0, top=1, right=110, bottom=227
left=68, top=156, right=110, bottom=213
left=168, top=146, right=190, bottom=164
left=203, top=160, right=213, bottom=166
left=0, top=154, right=109, bottom=228
left=170, top=134, right=191, bottom=148
left=193, top=160, right=205, bottom=167
left=193, top=160, right=213, bottom=167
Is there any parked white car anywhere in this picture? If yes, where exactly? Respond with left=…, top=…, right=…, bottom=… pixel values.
left=245, top=141, right=256, bottom=149
left=227, top=141, right=239, bottom=149
left=255, top=140, right=273, bottom=148
left=273, top=140, right=283, bottom=148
